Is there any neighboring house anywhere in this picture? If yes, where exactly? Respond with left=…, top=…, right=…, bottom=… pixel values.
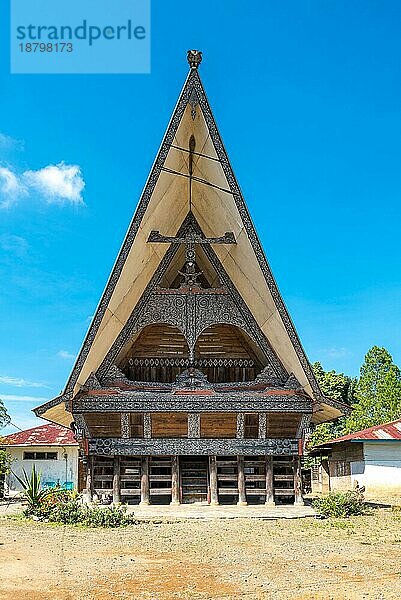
left=311, top=419, right=401, bottom=498
left=1, top=424, right=79, bottom=496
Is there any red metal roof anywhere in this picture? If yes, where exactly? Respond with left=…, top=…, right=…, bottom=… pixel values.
left=323, top=418, right=401, bottom=445
left=1, top=424, right=77, bottom=446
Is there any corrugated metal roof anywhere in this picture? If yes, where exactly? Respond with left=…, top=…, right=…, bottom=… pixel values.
left=1, top=424, right=77, bottom=447
left=320, top=418, right=401, bottom=445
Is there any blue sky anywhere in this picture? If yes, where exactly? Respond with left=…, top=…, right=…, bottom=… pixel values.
left=1, top=1, right=401, bottom=434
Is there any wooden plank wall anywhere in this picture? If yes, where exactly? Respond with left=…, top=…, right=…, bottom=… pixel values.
left=83, top=411, right=304, bottom=439
left=151, top=412, right=188, bottom=438
left=200, top=413, right=237, bottom=438
left=266, top=413, right=300, bottom=439
left=84, top=413, right=121, bottom=438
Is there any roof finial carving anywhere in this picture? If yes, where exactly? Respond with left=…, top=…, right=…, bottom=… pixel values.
left=187, top=50, right=202, bottom=69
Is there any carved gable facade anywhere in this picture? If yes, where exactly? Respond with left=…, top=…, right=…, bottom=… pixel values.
left=35, top=51, right=348, bottom=506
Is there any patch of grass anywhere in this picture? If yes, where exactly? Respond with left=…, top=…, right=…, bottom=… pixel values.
left=1, top=513, right=26, bottom=522
left=327, top=518, right=355, bottom=530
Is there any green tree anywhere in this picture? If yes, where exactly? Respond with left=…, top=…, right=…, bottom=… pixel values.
left=0, top=449, right=11, bottom=478
left=0, top=398, right=10, bottom=429
left=343, top=346, right=401, bottom=433
left=308, top=421, right=340, bottom=447
left=0, top=398, right=11, bottom=479
left=312, top=361, right=357, bottom=405
left=308, top=362, right=356, bottom=447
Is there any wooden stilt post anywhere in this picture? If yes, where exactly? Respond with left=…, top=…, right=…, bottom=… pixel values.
left=140, top=456, right=150, bottom=506
left=171, top=455, right=180, bottom=505
left=265, top=455, right=275, bottom=505
left=237, top=455, right=247, bottom=506
left=209, top=455, right=219, bottom=506
left=293, top=455, right=304, bottom=505
left=85, top=455, right=93, bottom=503
left=112, top=455, right=121, bottom=504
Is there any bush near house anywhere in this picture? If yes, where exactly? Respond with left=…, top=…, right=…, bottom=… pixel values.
left=47, top=494, right=134, bottom=527
left=81, top=504, right=134, bottom=528
left=313, top=489, right=367, bottom=518
left=26, top=488, right=135, bottom=527
left=14, top=465, right=135, bottom=527
left=32, top=488, right=81, bottom=522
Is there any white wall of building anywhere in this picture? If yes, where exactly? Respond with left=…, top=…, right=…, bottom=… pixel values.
left=351, top=442, right=401, bottom=494
left=327, top=441, right=401, bottom=497
left=4, top=445, right=78, bottom=496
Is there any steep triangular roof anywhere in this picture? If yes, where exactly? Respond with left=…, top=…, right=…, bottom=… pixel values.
left=34, top=51, right=346, bottom=427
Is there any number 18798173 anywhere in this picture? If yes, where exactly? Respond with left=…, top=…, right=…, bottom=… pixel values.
left=19, top=42, right=73, bottom=52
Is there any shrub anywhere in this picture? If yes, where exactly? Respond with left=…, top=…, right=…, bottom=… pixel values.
left=48, top=495, right=84, bottom=525
left=32, top=488, right=76, bottom=519
left=27, top=489, right=134, bottom=527
left=81, top=505, right=133, bottom=528
left=48, top=501, right=133, bottom=527
left=19, top=479, right=135, bottom=527
left=313, top=489, right=367, bottom=518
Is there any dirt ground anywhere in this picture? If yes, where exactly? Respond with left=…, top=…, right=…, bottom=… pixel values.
left=1, top=509, right=401, bottom=600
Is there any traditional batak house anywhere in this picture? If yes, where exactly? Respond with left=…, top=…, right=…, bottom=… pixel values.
left=34, top=51, right=348, bottom=507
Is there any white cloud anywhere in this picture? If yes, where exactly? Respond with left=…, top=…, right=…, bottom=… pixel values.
left=57, top=350, right=75, bottom=360
left=0, top=166, right=27, bottom=207
left=0, top=375, right=48, bottom=388
left=24, top=162, right=85, bottom=204
left=0, top=162, right=85, bottom=209
left=0, top=132, right=85, bottom=207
